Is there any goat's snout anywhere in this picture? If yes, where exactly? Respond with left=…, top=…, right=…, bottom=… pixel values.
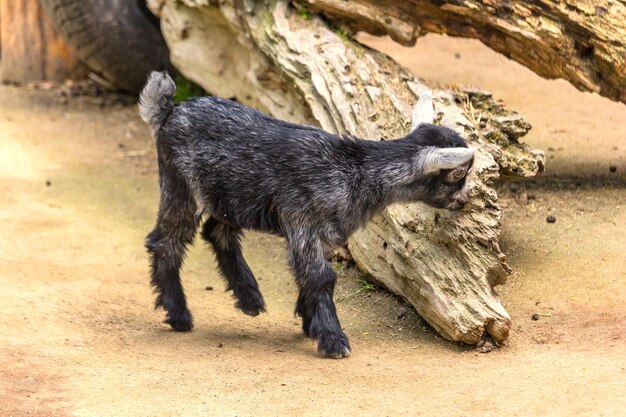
left=456, top=189, right=470, bottom=206
left=449, top=187, right=471, bottom=209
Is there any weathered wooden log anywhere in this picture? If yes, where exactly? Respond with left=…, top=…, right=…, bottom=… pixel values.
left=306, top=0, right=626, bottom=104
left=0, top=0, right=86, bottom=83
left=148, top=0, right=545, bottom=344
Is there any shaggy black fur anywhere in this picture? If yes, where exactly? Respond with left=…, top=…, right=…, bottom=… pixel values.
left=139, top=72, right=475, bottom=358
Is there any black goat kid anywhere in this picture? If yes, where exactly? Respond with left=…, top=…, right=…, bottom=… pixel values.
left=139, top=71, right=476, bottom=358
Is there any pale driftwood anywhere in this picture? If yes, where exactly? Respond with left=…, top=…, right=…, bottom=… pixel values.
left=0, top=0, right=86, bottom=83
left=148, top=0, right=545, bottom=344
left=307, top=0, right=626, bottom=104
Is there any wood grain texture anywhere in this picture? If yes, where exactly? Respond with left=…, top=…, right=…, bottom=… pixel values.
left=308, top=0, right=626, bottom=103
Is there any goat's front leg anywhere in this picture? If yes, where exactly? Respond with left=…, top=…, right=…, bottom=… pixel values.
left=288, top=235, right=350, bottom=358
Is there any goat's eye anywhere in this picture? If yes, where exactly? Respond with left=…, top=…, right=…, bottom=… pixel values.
left=451, top=169, right=465, bottom=181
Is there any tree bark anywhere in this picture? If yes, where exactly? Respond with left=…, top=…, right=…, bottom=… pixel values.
left=307, top=0, right=626, bottom=104
left=0, top=0, right=86, bottom=83
left=148, top=0, right=545, bottom=344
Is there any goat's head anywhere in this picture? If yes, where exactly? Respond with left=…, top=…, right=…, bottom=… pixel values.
left=405, top=91, right=478, bottom=210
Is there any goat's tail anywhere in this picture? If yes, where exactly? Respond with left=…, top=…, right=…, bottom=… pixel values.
left=138, top=71, right=176, bottom=133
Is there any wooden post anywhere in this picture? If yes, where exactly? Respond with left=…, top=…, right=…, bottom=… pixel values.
left=0, top=0, right=86, bottom=83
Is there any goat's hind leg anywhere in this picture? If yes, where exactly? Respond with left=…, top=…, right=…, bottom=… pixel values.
left=201, top=217, right=266, bottom=316
left=295, top=292, right=312, bottom=337
left=146, top=172, right=198, bottom=331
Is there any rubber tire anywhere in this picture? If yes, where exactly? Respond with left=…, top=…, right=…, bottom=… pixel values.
left=41, top=0, right=174, bottom=94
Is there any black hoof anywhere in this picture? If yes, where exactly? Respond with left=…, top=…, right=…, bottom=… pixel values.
left=165, top=309, right=193, bottom=332
left=238, top=304, right=265, bottom=317
left=317, top=332, right=351, bottom=359
left=235, top=291, right=266, bottom=317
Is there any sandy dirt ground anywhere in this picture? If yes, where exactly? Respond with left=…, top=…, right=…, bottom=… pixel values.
left=1, top=36, right=625, bottom=416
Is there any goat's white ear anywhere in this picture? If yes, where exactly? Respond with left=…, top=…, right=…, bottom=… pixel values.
left=422, top=146, right=477, bottom=174
left=411, top=90, right=434, bottom=130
